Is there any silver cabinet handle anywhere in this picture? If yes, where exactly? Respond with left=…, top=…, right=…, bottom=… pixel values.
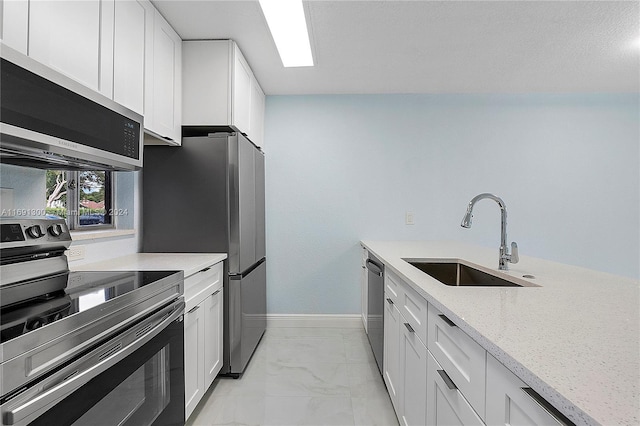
left=200, top=267, right=211, bottom=273
left=188, top=305, right=200, bottom=314
left=212, top=290, right=221, bottom=296
left=438, top=314, right=457, bottom=327
left=403, top=322, right=415, bottom=333
left=521, top=388, right=574, bottom=425
left=386, top=298, right=394, bottom=305
left=437, top=369, right=458, bottom=390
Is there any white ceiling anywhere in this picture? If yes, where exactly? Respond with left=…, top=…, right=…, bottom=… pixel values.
left=152, top=0, right=640, bottom=95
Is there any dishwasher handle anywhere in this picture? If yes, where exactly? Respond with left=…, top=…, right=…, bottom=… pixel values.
left=365, top=259, right=383, bottom=277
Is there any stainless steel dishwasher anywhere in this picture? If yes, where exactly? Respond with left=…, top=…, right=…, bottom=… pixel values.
left=365, top=254, right=384, bottom=375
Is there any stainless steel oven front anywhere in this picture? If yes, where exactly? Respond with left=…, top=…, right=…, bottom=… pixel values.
left=1, top=298, right=185, bottom=426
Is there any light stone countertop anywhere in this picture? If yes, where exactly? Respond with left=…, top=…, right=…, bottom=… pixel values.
left=361, top=240, right=639, bottom=426
left=72, top=253, right=227, bottom=278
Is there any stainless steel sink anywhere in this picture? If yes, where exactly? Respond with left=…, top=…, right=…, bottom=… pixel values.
left=404, top=259, right=539, bottom=287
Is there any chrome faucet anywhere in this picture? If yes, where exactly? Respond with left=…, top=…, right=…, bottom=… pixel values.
left=461, top=193, right=519, bottom=270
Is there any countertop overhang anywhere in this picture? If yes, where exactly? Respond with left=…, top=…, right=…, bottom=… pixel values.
left=361, top=240, right=639, bottom=426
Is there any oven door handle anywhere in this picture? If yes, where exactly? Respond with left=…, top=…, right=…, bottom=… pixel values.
left=4, top=300, right=185, bottom=426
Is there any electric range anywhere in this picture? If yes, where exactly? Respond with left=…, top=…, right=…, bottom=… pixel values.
left=0, top=218, right=185, bottom=426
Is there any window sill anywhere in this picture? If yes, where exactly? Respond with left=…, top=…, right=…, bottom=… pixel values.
left=71, top=229, right=136, bottom=241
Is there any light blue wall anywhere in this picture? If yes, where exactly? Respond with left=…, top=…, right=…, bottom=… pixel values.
left=264, top=94, right=639, bottom=314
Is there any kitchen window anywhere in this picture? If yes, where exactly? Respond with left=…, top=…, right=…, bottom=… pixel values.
left=46, top=170, right=114, bottom=230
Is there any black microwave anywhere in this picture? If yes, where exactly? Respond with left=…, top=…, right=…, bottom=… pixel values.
left=0, top=45, right=143, bottom=171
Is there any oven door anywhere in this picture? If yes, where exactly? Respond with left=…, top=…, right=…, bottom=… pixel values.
left=1, top=300, right=185, bottom=426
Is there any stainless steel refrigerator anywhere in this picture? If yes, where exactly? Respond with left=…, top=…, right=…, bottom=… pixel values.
left=142, top=132, right=266, bottom=377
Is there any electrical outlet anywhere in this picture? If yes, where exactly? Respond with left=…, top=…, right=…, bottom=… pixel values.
left=66, top=245, right=85, bottom=261
left=405, top=211, right=415, bottom=225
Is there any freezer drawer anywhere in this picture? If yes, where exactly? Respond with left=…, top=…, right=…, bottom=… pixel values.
left=226, top=259, right=266, bottom=375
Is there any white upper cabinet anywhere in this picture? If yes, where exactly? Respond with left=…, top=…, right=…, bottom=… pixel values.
left=250, top=77, right=266, bottom=150
left=232, top=46, right=252, bottom=134
left=183, top=40, right=266, bottom=148
left=143, top=6, right=182, bottom=145
left=112, top=0, right=147, bottom=115
left=1, top=0, right=29, bottom=54
left=28, top=0, right=107, bottom=95
left=2, top=0, right=181, bottom=142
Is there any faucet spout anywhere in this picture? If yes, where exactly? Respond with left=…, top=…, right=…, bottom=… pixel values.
left=460, top=193, right=518, bottom=270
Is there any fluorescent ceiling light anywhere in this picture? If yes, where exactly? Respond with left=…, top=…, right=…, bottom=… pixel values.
left=259, top=0, right=314, bottom=67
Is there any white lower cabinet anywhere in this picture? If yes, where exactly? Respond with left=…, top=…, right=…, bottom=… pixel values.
left=184, top=301, right=205, bottom=417
left=184, top=262, right=224, bottom=420
left=185, top=288, right=223, bottom=414
left=398, top=321, right=428, bottom=426
left=376, top=266, right=571, bottom=426
left=427, top=351, right=484, bottom=426
left=486, top=354, right=569, bottom=426
left=204, top=288, right=223, bottom=390
left=383, top=297, right=401, bottom=411
left=384, top=274, right=428, bottom=426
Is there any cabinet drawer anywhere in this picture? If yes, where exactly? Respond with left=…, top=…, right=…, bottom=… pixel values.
left=427, top=351, right=484, bottom=426
left=384, top=271, right=404, bottom=307
left=185, top=262, right=223, bottom=309
left=428, top=303, right=486, bottom=419
left=486, top=355, right=572, bottom=426
left=399, top=281, right=428, bottom=346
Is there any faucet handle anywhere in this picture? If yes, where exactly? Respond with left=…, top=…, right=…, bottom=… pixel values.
left=510, top=242, right=519, bottom=264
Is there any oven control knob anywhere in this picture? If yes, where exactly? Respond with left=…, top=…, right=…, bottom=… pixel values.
left=27, top=319, right=44, bottom=330
left=48, top=224, right=64, bottom=237
left=26, top=225, right=44, bottom=239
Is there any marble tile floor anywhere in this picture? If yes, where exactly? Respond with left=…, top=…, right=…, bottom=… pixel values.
left=186, top=327, right=399, bottom=426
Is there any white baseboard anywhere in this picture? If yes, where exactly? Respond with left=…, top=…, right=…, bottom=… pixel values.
left=267, top=314, right=363, bottom=329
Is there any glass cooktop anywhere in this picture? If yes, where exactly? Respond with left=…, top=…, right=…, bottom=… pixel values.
left=0, top=270, right=180, bottom=343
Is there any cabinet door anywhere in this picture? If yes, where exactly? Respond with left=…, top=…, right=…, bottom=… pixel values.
left=184, top=304, right=204, bottom=420
left=145, top=8, right=181, bottom=144
left=249, top=76, right=265, bottom=148
left=204, top=288, right=223, bottom=390
left=383, top=297, right=400, bottom=415
left=426, top=351, right=484, bottom=426
left=398, top=321, right=428, bottom=426
left=486, top=355, right=568, bottom=426
left=182, top=40, right=231, bottom=126
left=1, top=0, right=29, bottom=54
left=112, top=0, right=147, bottom=114
left=232, top=44, right=252, bottom=134
left=28, top=0, right=106, bottom=93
